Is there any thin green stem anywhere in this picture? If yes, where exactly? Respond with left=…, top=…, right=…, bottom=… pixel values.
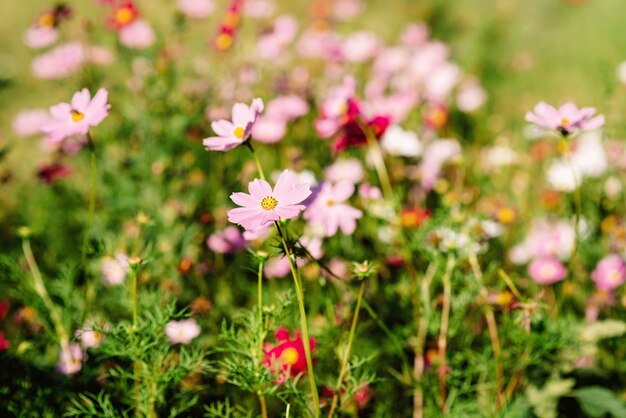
left=22, top=238, right=70, bottom=352
left=81, top=133, right=97, bottom=322
left=438, top=254, right=455, bottom=414
left=563, top=140, right=581, bottom=255
left=274, top=222, right=319, bottom=417
left=257, top=260, right=264, bottom=355
left=246, top=141, right=266, bottom=181
left=130, top=264, right=140, bottom=329
left=327, top=281, right=366, bottom=418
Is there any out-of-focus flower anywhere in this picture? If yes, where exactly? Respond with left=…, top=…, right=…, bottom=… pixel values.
left=324, top=158, right=364, bottom=184
left=256, top=15, right=297, bottom=58
left=203, top=98, right=264, bottom=151
left=401, top=208, right=431, bottom=229
left=23, top=5, right=72, bottom=49
left=419, top=139, right=461, bottom=191
left=341, top=31, right=381, bottom=63
left=546, top=160, right=581, bottom=192
left=165, top=319, right=201, bottom=345
left=101, top=253, right=129, bottom=286
left=305, top=182, right=363, bottom=236
left=107, top=1, right=139, bottom=29
left=228, top=170, right=311, bottom=231
left=481, top=145, right=518, bottom=171
left=244, top=0, right=275, bottom=18
left=380, top=125, right=422, bottom=157
left=177, top=0, right=215, bottom=19
left=32, top=42, right=86, bottom=80
left=119, top=20, right=155, bottom=49
left=358, top=182, right=381, bottom=201
left=332, top=115, right=390, bottom=153
left=213, top=0, right=245, bottom=51
left=0, top=332, right=9, bottom=351
left=457, top=82, right=487, bottom=113
left=263, top=327, right=315, bottom=383
left=509, top=219, right=575, bottom=264
left=191, top=296, right=213, bottom=315
left=77, top=325, right=104, bottom=349
left=41, top=88, right=110, bottom=142
left=332, top=0, right=364, bottom=21
left=617, top=61, right=626, bottom=85
left=592, top=255, right=626, bottom=292
left=423, top=103, right=448, bottom=130
left=207, top=226, right=246, bottom=254
left=37, top=163, right=72, bottom=184
left=13, top=109, right=51, bottom=137
left=57, top=343, right=83, bottom=375
left=528, top=257, right=567, bottom=285
left=525, top=102, right=605, bottom=136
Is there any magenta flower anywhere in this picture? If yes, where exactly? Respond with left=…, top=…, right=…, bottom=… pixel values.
left=591, top=254, right=626, bottom=292
left=228, top=170, right=311, bottom=231
left=525, top=102, right=605, bottom=136
left=528, top=257, right=567, bottom=285
left=203, top=98, right=264, bottom=151
left=41, top=88, right=111, bottom=142
left=305, top=181, right=363, bottom=236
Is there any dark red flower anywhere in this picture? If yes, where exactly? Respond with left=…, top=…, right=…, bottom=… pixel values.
left=0, top=332, right=9, bottom=351
left=332, top=115, right=390, bottom=153
left=37, top=164, right=72, bottom=184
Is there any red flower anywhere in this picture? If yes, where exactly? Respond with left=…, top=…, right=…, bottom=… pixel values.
left=0, top=332, right=9, bottom=351
left=104, top=1, right=139, bottom=29
left=263, top=327, right=316, bottom=383
left=37, top=164, right=72, bottom=184
left=332, top=115, right=390, bottom=153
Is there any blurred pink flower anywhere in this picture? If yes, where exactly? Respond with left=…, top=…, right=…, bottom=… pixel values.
left=77, top=325, right=104, bottom=349
left=256, top=15, right=297, bottom=59
left=251, top=117, right=287, bottom=143
left=264, top=256, right=292, bottom=278
left=457, top=82, right=487, bottom=113
left=528, top=257, right=567, bottom=285
left=37, top=163, right=73, bottom=184
left=57, top=343, right=83, bottom=375
left=525, top=102, right=605, bottom=136
left=203, top=98, right=264, bottom=151
left=101, top=253, right=129, bottom=287
left=244, top=0, right=276, bottom=18
left=509, top=219, right=575, bottom=264
left=177, top=0, right=215, bottom=19
left=41, top=88, right=111, bottom=141
left=32, top=42, right=86, bottom=79
left=165, top=319, right=201, bottom=345
left=207, top=226, right=246, bottom=254
left=24, top=26, right=58, bottom=49
left=87, top=46, right=115, bottom=66
left=13, top=109, right=51, bottom=137
left=341, top=31, right=381, bottom=63
left=592, top=254, right=626, bottom=292
left=419, top=139, right=461, bottom=190
left=119, top=20, right=155, bottom=49
left=305, top=182, right=362, bottom=236
left=358, top=182, right=382, bottom=201
left=324, top=158, right=364, bottom=184
left=265, top=95, right=310, bottom=121
left=228, top=170, right=311, bottom=231
left=332, top=0, right=364, bottom=21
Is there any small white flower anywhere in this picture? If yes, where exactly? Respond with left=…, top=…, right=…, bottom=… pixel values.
left=380, top=125, right=423, bottom=157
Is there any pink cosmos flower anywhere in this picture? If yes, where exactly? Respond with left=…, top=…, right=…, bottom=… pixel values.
left=165, top=319, right=201, bottom=345
left=228, top=170, right=311, bottom=231
left=251, top=95, right=309, bottom=144
left=24, top=26, right=59, bottom=49
left=525, top=102, right=605, bottom=136
left=305, top=182, right=363, bottom=236
left=263, top=327, right=316, bottom=384
left=528, top=257, right=567, bottom=285
left=251, top=117, right=287, bottom=144
left=324, top=158, right=364, bottom=184
left=119, top=20, right=155, bottom=49
left=41, top=88, right=111, bottom=142
left=256, top=15, right=297, bottom=59
left=203, top=98, right=264, bottom=151
left=207, top=226, right=246, bottom=254
left=57, top=343, right=83, bottom=375
left=101, top=253, right=129, bottom=286
left=76, top=324, right=104, bottom=349
left=32, top=42, right=86, bottom=79
left=177, top=0, right=215, bottom=19
left=341, top=31, right=381, bottom=63
left=12, top=109, right=51, bottom=137
left=591, top=254, right=626, bottom=292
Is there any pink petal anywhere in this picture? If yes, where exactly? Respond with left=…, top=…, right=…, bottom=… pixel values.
left=332, top=181, right=355, bottom=202
left=581, top=115, right=605, bottom=130
left=248, top=179, right=273, bottom=199
left=232, top=103, right=252, bottom=127
left=71, top=88, right=91, bottom=112
left=50, top=103, right=72, bottom=120
left=275, top=205, right=304, bottom=219
left=273, top=170, right=298, bottom=197
left=203, top=136, right=240, bottom=151
left=230, top=192, right=259, bottom=207
left=211, top=119, right=234, bottom=137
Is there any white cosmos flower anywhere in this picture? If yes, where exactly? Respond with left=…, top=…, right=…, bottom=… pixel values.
left=380, top=125, right=423, bottom=157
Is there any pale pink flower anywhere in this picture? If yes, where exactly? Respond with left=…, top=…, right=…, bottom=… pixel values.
left=305, top=182, right=362, bottom=236
left=400, top=23, right=429, bottom=46
left=57, top=343, right=83, bottom=375
left=419, top=139, right=461, bottom=190
left=41, top=88, right=111, bottom=142
left=32, top=42, right=86, bottom=79
left=87, top=46, right=115, bottom=65
left=118, top=20, right=155, bottom=49
left=341, top=31, right=381, bottom=63
left=77, top=325, right=104, bottom=349
left=13, top=109, right=51, bottom=137
left=256, top=15, right=298, bottom=59
left=358, top=183, right=382, bottom=201
left=24, top=26, right=59, bottom=49
left=324, top=158, right=364, bottom=184
left=251, top=117, right=287, bottom=143
left=332, top=0, right=364, bottom=21
left=203, top=98, right=264, bottom=151
left=207, top=226, right=246, bottom=254
left=457, top=83, right=487, bottom=113
left=265, top=95, right=310, bottom=121
left=165, top=319, right=201, bottom=345
left=228, top=170, right=311, bottom=231
left=101, top=253, right=129, bottom=287
left=264, top=256, right=292, bottom=278
left=177, top=0, right=215, bottom=19
left=528, top=257, right=567, bottom=285
left=509, top=219, right=575, bottom=264
left=592, top=255, right=626, bottom=292
left=525, top=102, right=605, bottom=136
left=244, top=0, right=276, bottom=18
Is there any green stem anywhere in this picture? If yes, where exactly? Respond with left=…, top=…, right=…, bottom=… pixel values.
left=327, top=281, right=366, bottom=418
left=563, top=141, right=581, bottom=255
left=81, top=134, right=97, bottom=322
left=274, top=222, right=319, bottom=417
left=131, top=264, right=140, bottom=329
left=438, top=254, right=455, bottom=414
left=246, top=141, right=266, bottom=181
left=22, top=238, right=70, bottom=352
left=257, top=259, right=264, bottom=355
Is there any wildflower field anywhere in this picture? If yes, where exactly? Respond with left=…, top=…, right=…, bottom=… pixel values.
left=3, top=0, right=626, bottom=416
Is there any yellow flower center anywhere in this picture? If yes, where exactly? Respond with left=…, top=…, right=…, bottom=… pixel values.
left=261, top=196, right=278, bottom=210
left=497, top=207, right=516, bottom=224
left=215, top=33, right=234, bottom=51
left=38, top=13, right=55, bottom=28
left=608, top=269, right=621, bottom=285
left=281, top=347, right=299, bottom=365
left=560, top=117, right=570, bottom=127
left=71, top=109, right=84, bottom=122
left=326, top=199, right=335, bottom=206
left=233, top=126, right=245, bottom=139
left=115, top=7, right=134, bottom=25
